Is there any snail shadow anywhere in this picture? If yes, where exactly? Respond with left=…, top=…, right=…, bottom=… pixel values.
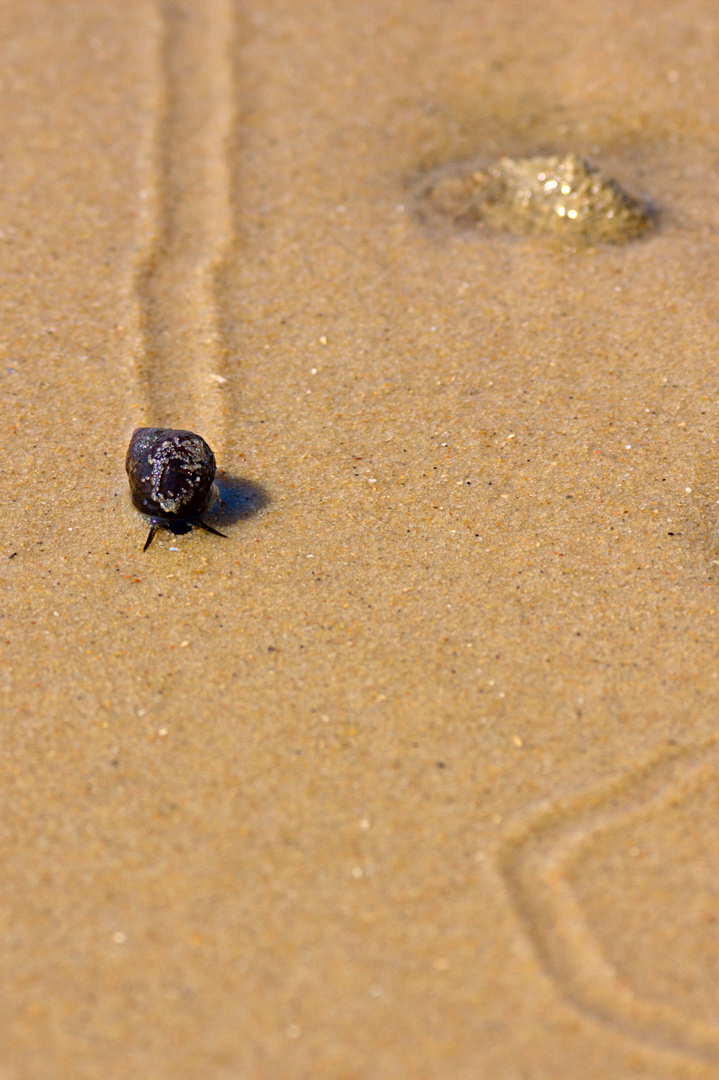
left=211, top=472, right=271, bottom=529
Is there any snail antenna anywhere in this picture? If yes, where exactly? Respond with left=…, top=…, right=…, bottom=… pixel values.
left=195, top=520, right=227, bottom=539
left=143, top=523, right=159, bottom=551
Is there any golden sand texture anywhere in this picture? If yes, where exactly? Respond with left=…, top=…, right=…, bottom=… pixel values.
left=2, top=1, right=719, bottom=1077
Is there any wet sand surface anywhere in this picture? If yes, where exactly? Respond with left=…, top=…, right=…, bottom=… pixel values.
left=2, top=1, right=719, bottom=1076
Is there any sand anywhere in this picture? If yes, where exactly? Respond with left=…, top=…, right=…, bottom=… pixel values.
left=2, top=1, right=719, bottom=1076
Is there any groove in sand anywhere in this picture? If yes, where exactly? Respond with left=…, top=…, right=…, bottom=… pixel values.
left=133, top=0, right=235, bottom=446
left=498, top=739, right=719, bottom=1068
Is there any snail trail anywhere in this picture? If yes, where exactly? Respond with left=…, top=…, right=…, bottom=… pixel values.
left=130, top=0, right=235, bottom=441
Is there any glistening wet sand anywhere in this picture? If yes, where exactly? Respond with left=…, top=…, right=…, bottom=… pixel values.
left=2, top=2, right=719, bottom=1077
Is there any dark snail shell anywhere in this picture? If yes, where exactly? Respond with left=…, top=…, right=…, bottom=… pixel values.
left=125, top=427, right=226, bottom=550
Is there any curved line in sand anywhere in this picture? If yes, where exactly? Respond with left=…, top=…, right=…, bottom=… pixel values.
left=497, top=739, right=719, bottom=1067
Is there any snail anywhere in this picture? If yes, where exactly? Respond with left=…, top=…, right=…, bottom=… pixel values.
left=125, top=427, right=227, bottom=550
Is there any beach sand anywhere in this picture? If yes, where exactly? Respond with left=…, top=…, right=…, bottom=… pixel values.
left=2, top=1, right=719, bottom=1076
